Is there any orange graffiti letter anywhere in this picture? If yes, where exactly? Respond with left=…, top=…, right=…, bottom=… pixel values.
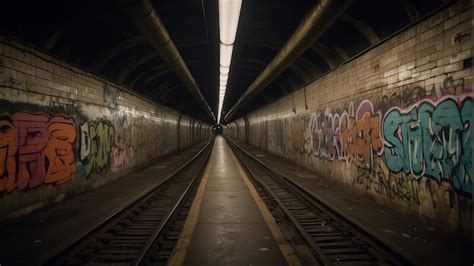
left=43, top=117, right=76, bottom=184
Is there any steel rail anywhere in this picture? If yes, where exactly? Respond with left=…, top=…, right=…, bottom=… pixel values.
left=42, top=140, right=213, bottom=265
left=233, top=147, right=330, bottom=264
left=132, top=140, right=213, bottom=265
left=227, top=138, right=412, bottom=266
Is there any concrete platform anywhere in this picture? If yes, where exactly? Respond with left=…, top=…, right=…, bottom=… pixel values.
left=182, top=136, right=288, bottom=265
left=229, top=138, right=472, bottom=266
left=0, top=142, right=208, bottom=265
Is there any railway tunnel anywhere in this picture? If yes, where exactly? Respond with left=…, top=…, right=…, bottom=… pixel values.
left=0, top=0, right=472, bottom=265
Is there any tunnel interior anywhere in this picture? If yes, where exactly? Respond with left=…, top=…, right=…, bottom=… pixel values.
left=0, top=0, right=472, bottom=265
left=0, top=0, right=450, bottom=121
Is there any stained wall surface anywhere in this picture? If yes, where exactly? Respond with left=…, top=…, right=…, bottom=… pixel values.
left=0, top=37, right=211, bottom=219
left=225, top=1, right=472, bottom=231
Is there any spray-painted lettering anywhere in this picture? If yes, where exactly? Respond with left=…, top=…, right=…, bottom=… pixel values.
left=0, top=112, right=76, bottom=192
left=80, top=121, right=115, bottom=176
left=382, top=96, right=472, bottom=195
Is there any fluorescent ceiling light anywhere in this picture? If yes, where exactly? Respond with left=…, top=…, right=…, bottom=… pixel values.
left=218, top=0, right=242, bottom=123
left=220, top=44, right=233, bottom=67
left=220, top=66, right=230, bottom=74
left=219, top=0, right=242, bottom=45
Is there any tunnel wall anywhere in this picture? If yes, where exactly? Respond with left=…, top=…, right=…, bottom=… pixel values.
left=0, top=36, right=211, bottom=219
left=225, top=1, right=472, bottom=231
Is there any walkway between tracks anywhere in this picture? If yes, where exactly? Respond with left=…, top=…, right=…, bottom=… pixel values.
left=169, top=136, right=298, bottom=266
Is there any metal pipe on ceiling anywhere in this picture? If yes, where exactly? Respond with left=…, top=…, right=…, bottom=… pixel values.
left=120, top=0, right=215, bottom=122
left=224, top=0, right=353, bottom=121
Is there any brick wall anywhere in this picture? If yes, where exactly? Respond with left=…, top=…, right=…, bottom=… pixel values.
left=0, top=36, right=211, bottom=219
left=225, top=0, right=472, bottom=231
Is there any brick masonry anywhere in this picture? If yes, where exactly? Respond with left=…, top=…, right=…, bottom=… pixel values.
left=0, top=36, right=211, bottom=219
left=225, top=0, right=473, bottom=231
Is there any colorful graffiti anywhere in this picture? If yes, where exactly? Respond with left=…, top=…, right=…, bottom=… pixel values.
left=290, top=115, right=308, bottom=154
left=0, top=112, right=76, bottom=192
left=285, top=77, right=473, bottom=199
left=80, top=121, right=115, bottom=176
left=339, top=100, right=384, bottom=168
left=382, top=96, right=472, bottom=195
left=111, top=112, right=134, bottom=172
left=0, top=99, right=189, bottom=196
left=0, top=108, right=140, bottom=193
left=305, top=100, right=384, bottom=168
left=111, top=145, right=133, bottom=172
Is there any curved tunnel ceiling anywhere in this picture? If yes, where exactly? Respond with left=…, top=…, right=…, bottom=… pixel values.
left=1, top=0, right=449, bottom=123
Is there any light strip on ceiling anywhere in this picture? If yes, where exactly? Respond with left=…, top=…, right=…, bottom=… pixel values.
left=217, top=0, right=242, bottom=123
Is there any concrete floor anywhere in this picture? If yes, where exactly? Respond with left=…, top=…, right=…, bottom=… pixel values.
left=183, top=136, right=288, bottom=265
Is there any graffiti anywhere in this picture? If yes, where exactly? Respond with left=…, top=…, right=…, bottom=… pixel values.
left=0, top=115, right=17, bottom=192
left=308, top=108, right=339, bottom=159
left=377, top=86, right=425, bottom=113
left=43, top=117, right=76, bottom=184
left=0, top=112, right=76, bottom=193
left=377, top=77, right=467, bottom=113
left=290, top=115, right=308, bottom=153
left=305, top=100, right=384, bottom=167
left=111, top=112, right=134, bottom=171
left=339, top=100, right=384, bottom=168
left=277, top=76, right=473, bottom=202
left=111, top=145, right=133, bottom=172
left=431, top=76, right=466, bottom=98
left=80, top=121, right=115, bottom=176
left=382, top=96, right=472, bottom=195
left=353, top=161, right=421, bottom=206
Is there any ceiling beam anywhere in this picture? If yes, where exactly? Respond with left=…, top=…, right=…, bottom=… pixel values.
left=120, top=0, right=215, bottom=121
left=118, top=53, right=161, bottom=83
left=225, top=0, right=353, bottom=121
left=92, top=35, right=147, bottom=72
left=339, top=14, right=380, bottom=45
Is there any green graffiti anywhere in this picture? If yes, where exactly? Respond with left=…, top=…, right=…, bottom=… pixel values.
left=80, top=121, right=115, bottom=176
left=382, top=97, right=472, bottom=195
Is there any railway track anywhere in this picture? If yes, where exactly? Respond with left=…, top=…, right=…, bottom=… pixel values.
left=44, top=140, right=213, bottom=265
left=227, top=139, right=412, bottom=266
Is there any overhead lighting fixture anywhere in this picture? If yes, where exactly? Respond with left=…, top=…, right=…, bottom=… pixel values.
left=220, top=73, right=228, bottom=80
left=219, top=0, right=242, bottom=45
left=219, top=44, right=233, bottom=67
left=220, top=66, right=230, bottom=74
left=217, top=0, right=242, bottom=123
